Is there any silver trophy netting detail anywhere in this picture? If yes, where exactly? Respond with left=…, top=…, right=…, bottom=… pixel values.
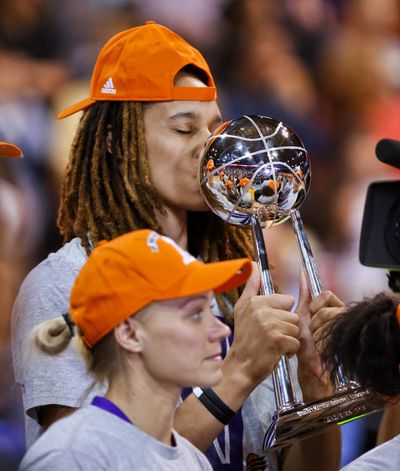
left=199, top=115, right=311, bottom=227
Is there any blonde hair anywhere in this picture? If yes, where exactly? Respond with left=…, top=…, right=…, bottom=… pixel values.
left=33, top=317, right=72, bottom=354
left=33, top=317, right=123, bottom=384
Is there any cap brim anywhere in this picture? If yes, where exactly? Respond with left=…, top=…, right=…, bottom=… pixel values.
left=0, top=142, right=23, bottom=158
left=177, top=258, right=252, bottom=297
left=56, top=97, right=96, bottom=119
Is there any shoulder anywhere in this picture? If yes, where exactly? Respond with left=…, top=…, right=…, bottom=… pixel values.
left=174, top=431, right=212, bottom=468
left=21, top=407, right=146, bottom=470
left=341, top=435, right=400, bottom=471
left=21, top=238, right=86, bottom=290
left=11, top=238, right=88, bottom=371
left=25, top=407, right=110, bottom=453
left=12, top=238, right=87, bottom=323
left=20, top=420, right=106, bottom=471
left=19, top=409, right=94, bottom=469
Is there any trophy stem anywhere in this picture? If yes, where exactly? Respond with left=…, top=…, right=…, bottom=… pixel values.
left=251, top=212, right=302, bottom=411
left=289, top=209, right=354, bottom=391
left=251, top=212, right=275, bottom=294
left=289, top=209, right=322, bottom=298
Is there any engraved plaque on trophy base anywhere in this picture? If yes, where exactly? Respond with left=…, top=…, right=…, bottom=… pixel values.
left=264, top=388, right=396, bottom=449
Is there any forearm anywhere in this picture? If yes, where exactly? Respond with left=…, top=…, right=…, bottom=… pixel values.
left=174, top=352, right=256, bottom=451
left=175, top=281, right=300, bottom=451
left=285, top=373, right=340, bottom=470
left=282, top=425, right=341, bottom=471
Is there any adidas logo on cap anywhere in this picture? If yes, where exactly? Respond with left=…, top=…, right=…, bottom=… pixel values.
left=101, top=77, right=117, bottom=95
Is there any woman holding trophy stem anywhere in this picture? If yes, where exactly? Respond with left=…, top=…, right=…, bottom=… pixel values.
left=19, top=229, right=248, bottom=470
left=12, top=21, right=342, bottom=470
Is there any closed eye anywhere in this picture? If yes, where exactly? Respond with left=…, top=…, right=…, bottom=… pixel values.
left=175, top=129, right=192, bottom=135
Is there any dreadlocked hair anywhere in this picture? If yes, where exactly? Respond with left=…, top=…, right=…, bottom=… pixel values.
left=58, top=100, right=255, bottom=325
left=58, top=101, right=165, bottom=252
left=188, top=211, right=254, bottom=325
left=321, top=291, right=400, bottom=397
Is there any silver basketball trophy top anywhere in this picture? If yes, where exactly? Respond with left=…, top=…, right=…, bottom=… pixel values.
left=199, top=115, right=393, bottom=450
left=199, top=115, right=310, bottom=228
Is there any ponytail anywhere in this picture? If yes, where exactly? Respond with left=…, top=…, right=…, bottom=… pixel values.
left=33, top=315, right=122, bottom=384
left=33, top=317, right=74, bottom=354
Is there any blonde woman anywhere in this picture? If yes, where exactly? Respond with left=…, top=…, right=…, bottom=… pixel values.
left=19, top=229, right=252, bottom=470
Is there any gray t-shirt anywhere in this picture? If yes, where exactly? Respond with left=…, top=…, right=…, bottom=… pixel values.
left=341, top=435, right=400, bottom=471
left=19, top=404, right=212, bottom=471
left=12, top=237, right=302, bottom=469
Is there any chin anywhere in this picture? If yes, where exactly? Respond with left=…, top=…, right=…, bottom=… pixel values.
left=182, top=198, right=210, bottom=212
left=196, top=371, right=224, bottom=388
left=182, top=187, right=210, bottom=212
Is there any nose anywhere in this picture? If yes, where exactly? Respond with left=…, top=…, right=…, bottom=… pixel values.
left=201, top=123, right=213, bottom=141
left=208, top=313, right=231, bottom=343
left=194, top=126, right=212, bottom=161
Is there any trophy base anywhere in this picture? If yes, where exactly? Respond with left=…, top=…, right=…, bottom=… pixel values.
left=263, top=388, right=397, bottom=449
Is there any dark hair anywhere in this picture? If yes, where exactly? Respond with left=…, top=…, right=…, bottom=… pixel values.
left=261, top=185, right=274, bottom=197
left=178, top=64, right=212, bottom=86
left=322, top=291, right=400, bottom=396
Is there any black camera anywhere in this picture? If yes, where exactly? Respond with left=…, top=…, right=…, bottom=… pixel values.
left=359, top=139, right=400, bottom=270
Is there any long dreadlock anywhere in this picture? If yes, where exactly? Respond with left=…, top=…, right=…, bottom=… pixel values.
left=58, top=101, right=254, bottom=324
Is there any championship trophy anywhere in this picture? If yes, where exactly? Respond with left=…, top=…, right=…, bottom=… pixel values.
left=199, top=115, right=393, bottom=449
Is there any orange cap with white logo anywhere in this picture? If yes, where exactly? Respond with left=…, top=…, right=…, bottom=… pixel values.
left=0, top=142, right=23, bottom=158
left=70, top=229, right=251, bottom=348
left=57, top=21, right=216, bottom=119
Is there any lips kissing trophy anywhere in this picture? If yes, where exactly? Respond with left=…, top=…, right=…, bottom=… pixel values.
left=199, top=115, right=391, bottom=449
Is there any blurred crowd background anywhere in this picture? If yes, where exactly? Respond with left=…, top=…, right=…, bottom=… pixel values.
left=0, top=0, right=399, bottom=469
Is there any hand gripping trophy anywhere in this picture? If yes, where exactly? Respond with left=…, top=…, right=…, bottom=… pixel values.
left=199, top=115, right=392, bottom=449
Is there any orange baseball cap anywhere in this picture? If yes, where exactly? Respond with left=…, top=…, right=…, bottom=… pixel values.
left=239, top=177, right=251, bottom=187
left=0, top=141, right=23, bottom=158
left=267, top=180, right=279, bottom=191
left=206, top=159, right=215, bottom=170
left=70, top=229, right=251, bottom=348
left=57, top=21, right=216, bottom=119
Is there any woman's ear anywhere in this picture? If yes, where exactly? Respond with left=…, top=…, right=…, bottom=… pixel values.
left=106, top=124, right=112, bottom=154
left=114, top=318, right=143, bottom=354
